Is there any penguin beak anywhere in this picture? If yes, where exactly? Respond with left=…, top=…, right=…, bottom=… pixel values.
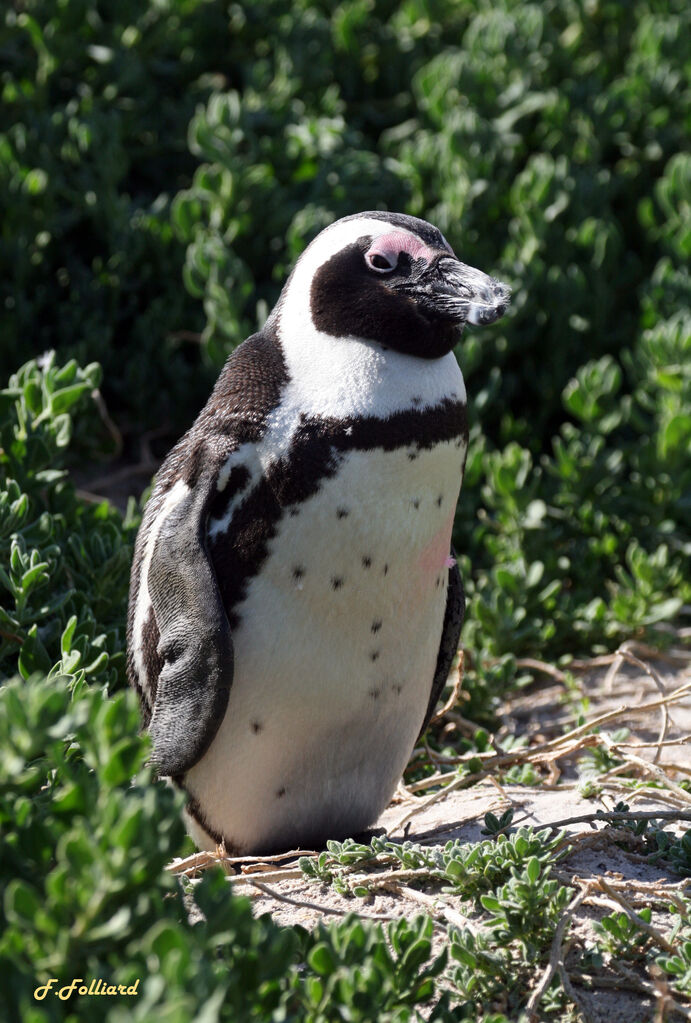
left=398, top=254, right=511, bottom=327
left=432, top=256, right=511, bottom=326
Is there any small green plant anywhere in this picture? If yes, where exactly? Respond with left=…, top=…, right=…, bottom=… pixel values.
left=302, top=915, right=447, bottom=1021
left=447, top=927, right=517, bottom=1016
left=657, top=918, right=691, bottom=999
left=666, top=832, right=691, bottom=877
left=596, top=803, right=691, bottom=877
left=301, top=826, right=568, bottom=909
left=592, top=909, right=652, bottom=960
left=479, top=857, right=571, bottom=954
left=481, top=808, right=515, bottom=836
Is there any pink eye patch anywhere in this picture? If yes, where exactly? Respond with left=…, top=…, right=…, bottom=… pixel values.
left=366, top=231, right=443, bottom=267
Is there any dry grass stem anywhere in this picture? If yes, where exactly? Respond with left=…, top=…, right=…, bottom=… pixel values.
left=573, top=970, right=652, bottom=993
left=389, top=772, right=480, bottom=835
left=571, top=643, right=691, bottom=670
left=392, top=884, right=482, bottom=933
left=514, top=657, right=570, bottom=682
left=558, top=963, right=597, bottom=1023
left=168, top=850, right=223, bottom=876
left=612, top=734, right=691, bottom=750
left=168, top=847, right=316, bottom=877
left=546, top=809, right=691, bottom=832
left=615, top=644, right=671, bottom=762
left=598, top=780, right=690, bottom=809
left=601, top=735, right=691, bottom=806
left=429, top=652, right=464, bottom=726
left=554, top=867, right=690, bottom=911
left=353, top=867, right=444, bottom=890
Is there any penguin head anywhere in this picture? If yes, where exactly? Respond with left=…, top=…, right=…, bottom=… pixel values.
left=274, top=211, right=511, bottom=361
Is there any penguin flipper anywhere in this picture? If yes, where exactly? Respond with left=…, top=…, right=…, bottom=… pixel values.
left=146, top=473, right=233, bottom=777
left=419, top=548, right=465, bottom=737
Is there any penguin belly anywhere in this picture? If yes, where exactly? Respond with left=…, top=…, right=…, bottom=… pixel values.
left=183, top=439, right=463, bottom=853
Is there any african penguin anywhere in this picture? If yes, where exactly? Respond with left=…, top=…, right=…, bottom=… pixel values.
left=127, top=211, right=510, bottom=854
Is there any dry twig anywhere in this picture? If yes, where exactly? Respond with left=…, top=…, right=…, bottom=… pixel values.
left=429, top=652, right=464, bottom=726
left=609, top=645, right=671, bottom=763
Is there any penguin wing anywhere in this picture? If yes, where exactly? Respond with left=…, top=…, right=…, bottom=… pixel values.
left=146, top=464, right=233, bottom=777
left=419, top=548, right=465, bottom=737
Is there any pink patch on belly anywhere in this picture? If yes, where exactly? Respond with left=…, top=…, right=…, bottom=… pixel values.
left=417, top=512, right=455, bottom=579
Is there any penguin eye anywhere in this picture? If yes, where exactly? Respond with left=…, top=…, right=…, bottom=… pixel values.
left=366, top=251, right=397, bottom=274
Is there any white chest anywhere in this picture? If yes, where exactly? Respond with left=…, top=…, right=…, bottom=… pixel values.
left=185, top=436, right=465, bottom=852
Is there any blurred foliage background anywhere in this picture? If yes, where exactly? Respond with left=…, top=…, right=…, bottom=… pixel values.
left=1, top=1, right=689, bottom=1019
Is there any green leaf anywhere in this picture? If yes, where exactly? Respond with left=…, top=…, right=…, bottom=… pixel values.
left=308, top=942, right=337, bottom=976
left=526, top=857, right=541, bottom=884
left=4, top=880, right=41, bottom=923
left=18, top=627, right=52, bottom=679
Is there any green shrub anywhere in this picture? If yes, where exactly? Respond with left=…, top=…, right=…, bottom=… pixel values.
left=458, top=310, right=689, bottom=715
left=0, top=353, right=133, bottom=688
left=0, top=0, right=231, bottom=427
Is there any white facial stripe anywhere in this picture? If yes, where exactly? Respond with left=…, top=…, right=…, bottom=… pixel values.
left=268, top=216, right=466, bottom=429
left=271, top=216, right=414, bottom=337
